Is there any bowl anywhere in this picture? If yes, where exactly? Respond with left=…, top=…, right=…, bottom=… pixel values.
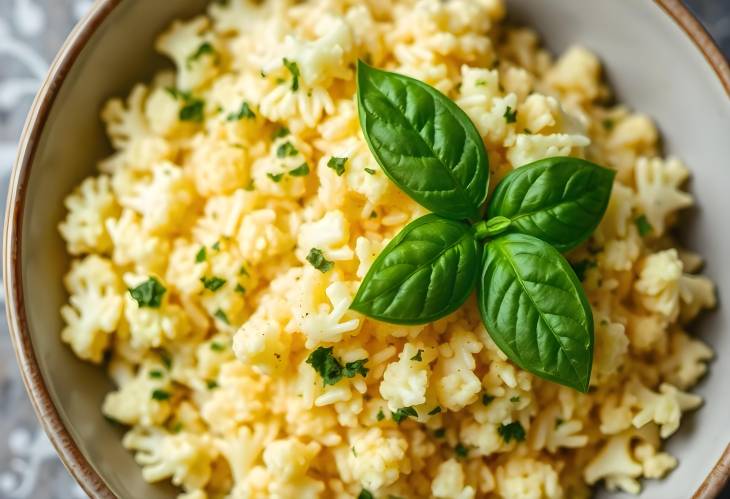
left=4, top=0, right=729, bottom=497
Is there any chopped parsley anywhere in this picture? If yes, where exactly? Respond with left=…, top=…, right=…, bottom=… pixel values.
left=482, top=393, right=495, bottom=406
left=327, top=156, right=347, bottom=176
left=410, top=349, right=424, bottom=361
left=503, top=106, right=518, bottom=123
left=151, top=389, right=171, bottom=401
left=234, top=283, right=246, bottom=294
left=214, top=309, right=230, bottom=324
left=129, top=277, right=166, bottom=308
left=391, top=406, right=418, bottom=423
left=179, top=98, right=205, bottom=122
left=305, top=346, right=368, bottom=386
left=239, top=265, right=249, bottom=276
left=157, top=349, right=173, bottom=369
left=635, top=214, right=653, bottom=236
left=201, top=276, right=227, bottom=291
left=454, top=443, right=469, bottom=458
left=510, top=396, right=520, bottom=403
left=272, top=126, right=290, bottom=139
left=498, top=421, right=526, bottom=443
left=210, top=341, right=226, bottom=352
left=524, top=128, right=533, bottom=134
left=288, top=163, right=310, bottom=177
left=358, top=490, right=374, bottom=499
left=555, top=418, right=565, bottom=428
left=571, top=259, right=596, bottom=281
left=149, top=370, right=164, bottom=379
left=212, top=241, right=221, bottom=251
left=376, top=409, right=385, bottom=421
left=276, top=141, right=299, bottom=158
left=227, top=101, right=256, bottom=121
left=602, top=118, right=615, bottom=131
left=195, top=247, right=207, bottom=263
left=306, top=248, right=334, bottom=273
left=434, top=428, right=446, bottom=438
left=427, top=406, right=442, bottom=416
left=364, top=167, right=376, bottom=175
left=244, top=179, right=255, bottom=191
left=206, top=379, right=219, bottom=390
left=267, top=172, right=284, bottom=183
left=187, top=42, right=216, bottom=65
left=282, top=58, right=300, bottom=91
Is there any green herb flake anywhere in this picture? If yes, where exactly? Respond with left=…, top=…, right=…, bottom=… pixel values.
left=327, top=156, right=347, bottom=176
left=157, top=349, right=173, bottom=369
left=211, top=241, right=221, bottom=251
left=149, top=370, right=164, bottom=379
left=282, top=58, right=300, bottom=91
left=427, top=406, right=442, bottom=416
left=306, top=248, right=334, bottom=273
left=239, top=265, right=249, bottom=276
left=201, top=276, right=226, bottom=291
left=305, top=347, right=341, bottom=386
left=171, top=422, right=184, bottom=433
left=454, top=443, right=468, bottom=458
left=151, top=389, right=171, bottom=401
left=482, top=394, right=494, bottom=406
left=129, top=277, right=166, bottom=308
left=276, top=141, right=299, bottom=158
left=434, top=428, right=446, bottom=438
left=498, top=421, right=526, bottom=443
left=343, top=359, right=369, bottom=378
left=410, top=349, right=424, bottom=361
left=602, top=118, right=615, bottom=131
left=195, top=247, right=207, bottom=263
left=234, top=283, right=246, bottom=294
left=510, top=396, right=520, bottom=403
left=364, top=167, right=376, bottom=175
left=267, top=172, right=284, bottom=183
left=179, top=98, right=205, bottom=122
left=210, top=341, right=226, bottom=352
left=635, top=214, right=653, bottom=236
left=272, top=126, right=290, bottom=139
left=227, top=101, right=256, bottom=121
left=214, top=309, right=230, bottom=324
left=391, top=406, right=418, bottom=423
left=244, top=179, right=255, bottom=191
left=555, top=417, right=564, bottom=428
left=376, top=409, right=385, bottom=421
left=503, top=106, right=518, bottom=123
left=358, top=490, right=374, bottom=499
left=206, top=379, right=219, bottom=390
left=571, top=259, right=596, bottom=281
left=187, top=42, right=216, bottom=65
left=289, top=163, right=310, bottom=177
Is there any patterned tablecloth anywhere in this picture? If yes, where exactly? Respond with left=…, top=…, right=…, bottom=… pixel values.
left=0, top=1, right=728, bottom=498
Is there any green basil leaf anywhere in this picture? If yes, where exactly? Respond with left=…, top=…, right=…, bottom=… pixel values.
left=487, top=157, right=615, bottom=252
left=351, top=214, right=479, bottom=324
left=478, top=233, right=593, bottom=392
left=357, top=61, right=488, bottom=221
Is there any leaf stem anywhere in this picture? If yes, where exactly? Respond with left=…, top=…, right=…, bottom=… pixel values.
left=473, top=216, right=511, bottom=240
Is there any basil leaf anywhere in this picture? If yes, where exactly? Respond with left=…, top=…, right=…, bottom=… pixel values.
left=487, top=157, right=615, bottom=252
left=357, top=61, right=488, bottom=221
left=351, top=214, right=479, bottom=324
left=478, top=233, right=593, bottom=392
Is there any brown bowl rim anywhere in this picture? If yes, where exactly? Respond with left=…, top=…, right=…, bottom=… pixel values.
left=3, top=0, right=729, bottom=498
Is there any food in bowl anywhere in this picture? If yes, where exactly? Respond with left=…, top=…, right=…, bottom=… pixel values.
left=56, top=0, right=717, bottom=497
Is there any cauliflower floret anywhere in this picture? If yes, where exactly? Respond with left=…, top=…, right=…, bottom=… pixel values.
left=156, top=17, right=219, bottom=91
left=60, top=256, right=124, bottom=363
left=507, top=132, right=590, bottom=167
left=263, top=438, right=324, bottom=498
left=102, top=360, right=173, bottom=426
left=233, top=315, right=290, bottom=375
left=432, top=459, right=476, bottom=499
left=298, top=210, right=354, bottom=262
left=101, top=84, right=150, bottom=149
left=634, top=156, right=692, bottom=236
left=347, top=428, right=409, bottom=492
left=678, top=273, right=716, bottom=322
left=107, top=209, right=171, bottom=274
left=495, top=457, right=563, bottom=499
left=379, top=343, right=436, bottom=412
left=544, top=45, right=602, bottom=103
left=119, top=161, right=196, bottom=235
left=584, top=432, right=643, bottom=494
left=297, top=280, right=360, bottom=348
left=186, top=134, right=249, bottom=196
left=236, top=209, right=292, bottom=265
left=215, top=424, right=278, bottom=499
left=434, top=328, right=483, bottom=411
left=59, top=175, right=120, bottom=255
left=660, top=331, right=713, bottom=389
left=629, top=381, right=702, bottom=438
left=634, top=249, right=683, bottom=320
left=123, top=427, right=218, bottom=492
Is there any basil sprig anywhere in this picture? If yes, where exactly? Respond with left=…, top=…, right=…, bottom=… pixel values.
left=351, top=62, right=615, bottom=392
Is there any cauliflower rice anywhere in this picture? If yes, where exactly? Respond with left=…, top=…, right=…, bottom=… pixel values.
left=58, top=0, right=717, bottom=497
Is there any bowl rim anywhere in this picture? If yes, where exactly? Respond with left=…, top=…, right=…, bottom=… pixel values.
left=3, top=0, right=729, bottom=498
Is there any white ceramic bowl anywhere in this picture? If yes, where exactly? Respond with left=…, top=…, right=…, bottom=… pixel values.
left=5, top=1, right=729, bottom=497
